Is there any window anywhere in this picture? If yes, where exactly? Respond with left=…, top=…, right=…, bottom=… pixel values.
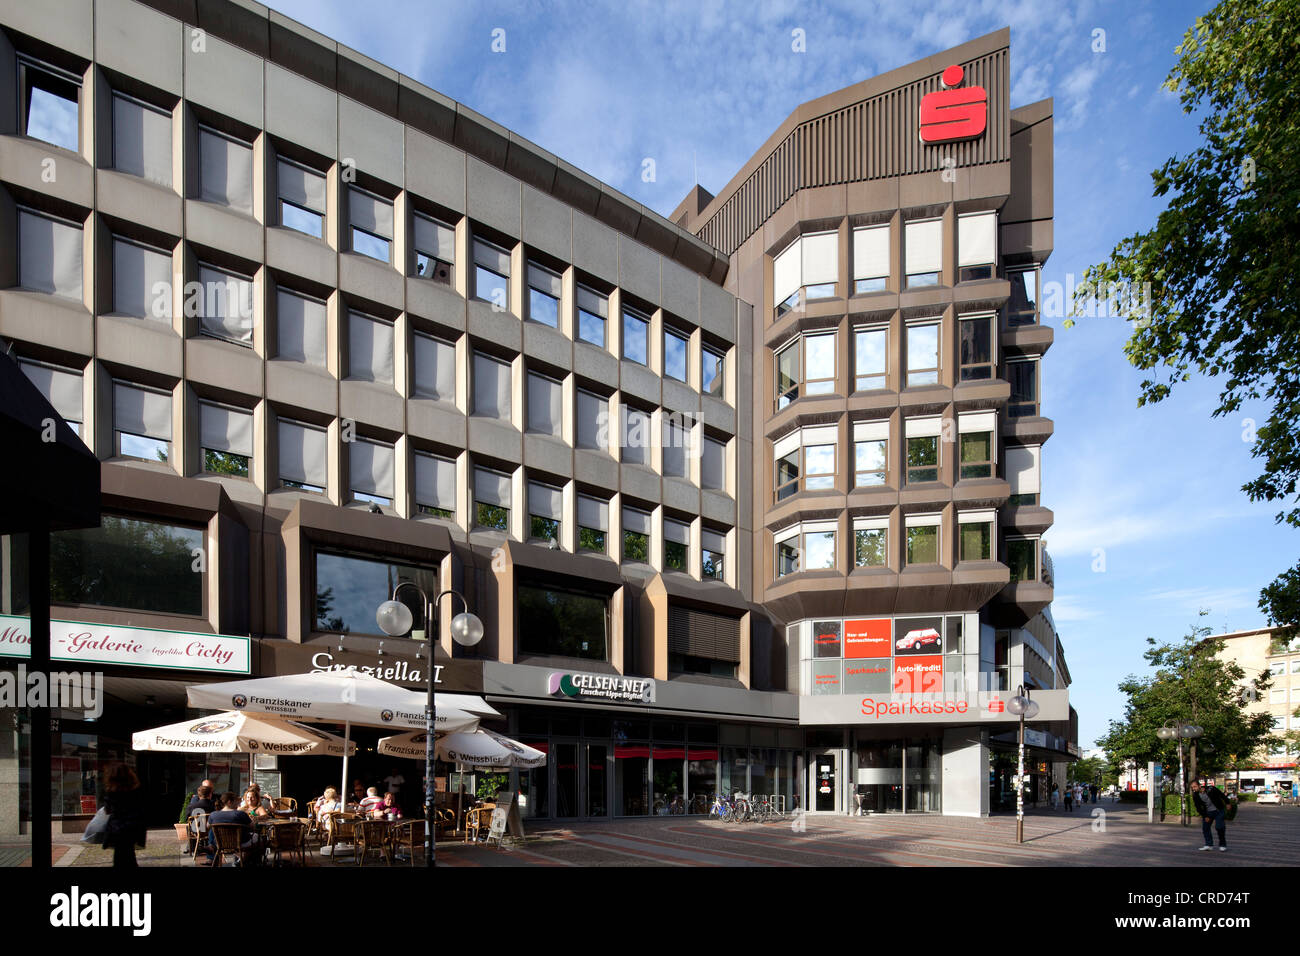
left=959, top=314, right=994, bottom=381
left=1007, top=359, right=1039, bottom=417
left=51, top=515, right=203, bottom=616
left=805, top=441, right=836, bottom=491
left=414, top=453, right=455, bottom=519
left=773, top=232, right=837, bottom=316
left=854, top=517, right=888, bottom=567
left=412, top=333, right=456, bottom=401
left=111, top=92, right=171, bottom=186
left=623, top=508, right=651, bottom=562
left=527, top=262, right=560, bottom=327
left=958, top=412, right=996, bottom=479
left=958, top=511, right=994, bottom=561
left=112, top=381, right=171, bottom=460
left=664, top=328, right=689, bottom=381
left=620, top=405, right=651, bottom=465
left=1006, top=445, right=1041, bottom=506
left=277, top=159, right=327, bottom=238
left=906, top=322, right=940, bottom=386
left=528, top=482, right=562, bottom=542
left=853, top=420, right=888, bottom=487
left=1007, top=537, right=1039, bottom=581
left=662, top=416, right=690, bottom=478
left=196, top=265, right=254, bottom=346
left=474, top=468, right=512, bottom=532
left=1008, top=266, right=1040, bottom=326
left=702, top=346, right=725, bottom=397
left=802, top=523, right=837, bottom=571
left=904, top=219, right=942, bottom=287
left=19, top=359, right=82, bottom=435
left=348, top=187, right=394, bottom=262
left=473, top=353, right=512, bottom=420
left=906, top=515, right=941, bottom=565
left=776, top=338, right=800, bottom=409
left=851, top=326, right=888, bottom=392
left=576, top=389, right=607, bottom=450
left=664, top=519, right=689, bottom=571
left=905, top=418, right=941, bottom=483
left=775, top=528, right=799, bottom=577
left=199, top=401, right=252, bottom=477
left=473, top=239, right=510, bottom=308
left=18, top=209, right=82, bottom=300
left=277, top=289, right=327, bottom=366
left=669, top=607, right=741, bottom=676
left=314, top=551, right=437, bottom=637
left=853, top=224, right=890, bottom=294
left=702, top=528, right=726, bottom=580
left=701, top=436, right=726, bottom=491
left=350, top=438, right=395, bottom=507
left=19, top=57, right=79, bottom=152
left=623, top=308, right=649, bottom=365
left=957, top=212, right=996, bottom=282
left=578, top=495, right=609, bottom=553
left=517, top=584, right=608, bottom=661
left=198, top=126, right=253, bottom=214
left=773, top=426, right=836, bottom=499
left=113, top=237, right=171, bottom=320
left=278, top=419, right=327, bottom=492
left=526, top=372, right=562, bottom=436
left=805, top=332, right=837, bottom=395
left=775, top=438, right=799, bottom=501
left=577, top=285, right=608, bottom=347
left=348, top=311, right=395, bottom=384
left=413, top=214, right=455, bottom=284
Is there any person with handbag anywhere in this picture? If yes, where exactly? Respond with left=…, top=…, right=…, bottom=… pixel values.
left=1192, top=780, right=1228, bottom=851
left=101, top=763, right=147, bottom=868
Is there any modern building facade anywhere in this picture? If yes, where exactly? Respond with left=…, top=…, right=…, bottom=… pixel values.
left=1209, top=627, right=1299, bottom=792
left=0, top=0, right=1071, bottom=833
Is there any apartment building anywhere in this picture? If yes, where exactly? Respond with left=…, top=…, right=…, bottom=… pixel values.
left=0, top=0, right=1070, bottom=830
left=1210, top=628, right=1299, bottom=792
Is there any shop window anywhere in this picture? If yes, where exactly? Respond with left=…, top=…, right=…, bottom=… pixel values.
left=314, top=551, right=437, bottom=637
left=51, top=515, right=204, bottom=616
left=19, top=57, right=80, bottom=152
left=517, top=583, right=608, bottom=660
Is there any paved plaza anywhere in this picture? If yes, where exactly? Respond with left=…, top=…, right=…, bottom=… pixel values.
left=14, top=801, right=1295, bottom=868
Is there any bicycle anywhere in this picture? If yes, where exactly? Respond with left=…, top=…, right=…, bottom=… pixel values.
left=709, top=792, right=736, bottom=823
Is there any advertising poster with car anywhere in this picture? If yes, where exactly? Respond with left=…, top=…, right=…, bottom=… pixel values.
left=894, top=616, right=944, bottom=655
left=844, top=618, right=891, bottom=658
left=893, top=656, right=943, bottom=695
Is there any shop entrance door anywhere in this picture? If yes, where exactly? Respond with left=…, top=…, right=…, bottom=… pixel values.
left=812, top=751, right=838, bottom=812
left=554, top=740, right=580, bottom=818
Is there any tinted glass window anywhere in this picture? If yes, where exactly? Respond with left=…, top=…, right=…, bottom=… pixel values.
left=517, top=584, right=609, bottom=660
left=52, top=516, right=203, bottom=615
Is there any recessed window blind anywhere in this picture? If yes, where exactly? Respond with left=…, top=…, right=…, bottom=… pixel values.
left=415, top=453, right=456, bottom=512
left=350, top=438, right=395, bottom=499
left=199, top=127, right=253, bottom=213
left=853, top=225, right=890, bottom=280
left=112, top=93, right=172, bottom=186
left=199, top=401, right=252, bottom=456
left=412, top=333, right=456, bottom=401
left=277, top=290, right=327, bottom=366
left=113, top=382, right=171, bottom=440
left=279, top=420, right=327, bottom=487
left=349, top=312, right=395, bottom=384
left=113, top=238, right=171, bottom=319
left=19, top=210, right=82, bottom=299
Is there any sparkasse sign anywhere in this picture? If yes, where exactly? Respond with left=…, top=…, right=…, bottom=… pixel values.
left=549, top=671, right=655, bottom=703
left=918, top=64, right=988, bottom=144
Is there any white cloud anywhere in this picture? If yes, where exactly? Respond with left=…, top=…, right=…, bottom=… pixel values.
left=1050, top=595, right=1101, bottom=622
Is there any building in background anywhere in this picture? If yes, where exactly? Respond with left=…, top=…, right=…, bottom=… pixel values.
left=0, top=0, right=1070, bottom=832
left=1209, top=627, right=1298, bottom=793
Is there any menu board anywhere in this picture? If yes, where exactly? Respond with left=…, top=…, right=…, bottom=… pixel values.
left=252, top=770, right=281, bottom=799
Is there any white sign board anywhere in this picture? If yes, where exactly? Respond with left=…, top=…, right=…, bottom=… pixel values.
left=0, top=614, right=251, bottom=674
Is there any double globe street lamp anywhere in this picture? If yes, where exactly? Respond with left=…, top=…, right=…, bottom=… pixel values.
left=376, top=585, right=483, bottom=867
left=1156, top=720, right=1203, bottom=826
left=1007, top=684, right=1040, bottom=844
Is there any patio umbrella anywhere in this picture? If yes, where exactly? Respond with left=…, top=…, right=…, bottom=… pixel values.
left=379, top=728, right=547, bottom=768
left=132, top=710, right=356, bottom=757
left=185, top=669, right=500, bottom=798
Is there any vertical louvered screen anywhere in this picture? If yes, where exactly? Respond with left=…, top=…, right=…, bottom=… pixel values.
left=668, top=606, right=741, bottom=663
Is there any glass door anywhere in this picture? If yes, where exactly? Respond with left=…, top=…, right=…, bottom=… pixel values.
left=813, top=751, right=837, bottom=812
left=585, top=743, right=608, bottom=817
left=554, top=740, right=580, bottom=818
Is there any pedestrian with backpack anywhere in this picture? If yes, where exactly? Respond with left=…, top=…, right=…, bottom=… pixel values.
left=1191, top=779, right=1228, bottom=852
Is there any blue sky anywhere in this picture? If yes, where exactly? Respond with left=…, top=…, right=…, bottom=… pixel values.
left=266, top=0, right=1294, bottom=747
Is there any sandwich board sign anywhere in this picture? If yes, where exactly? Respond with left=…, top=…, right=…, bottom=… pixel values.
left=487, top=791, right=525, bottom=845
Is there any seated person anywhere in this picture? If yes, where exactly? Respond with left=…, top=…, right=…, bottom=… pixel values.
left=350, top=780, right=368, bottom=807
left=375, top=792, right=402, bottom=820
left=205, top=792, right=257, bottom=863
left=239, top=787, right=269, bottom=819
left=187, top=784, right=216, bottom=817
left=315, top=787, right=342, bottom=817
left=359, top=787, right=384, bottom=815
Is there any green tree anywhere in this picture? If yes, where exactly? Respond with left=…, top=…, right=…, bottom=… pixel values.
left=1071, top=0, right=1300, bottom=636
left=1097, top=616, right=1277, bottom=783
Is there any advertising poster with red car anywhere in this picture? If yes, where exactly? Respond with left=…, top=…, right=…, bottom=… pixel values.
left=894, top=616, right=943, bottom=656
left=844, top=618, right=891, bottom=658
left=893, top=656, right=943, bottom=695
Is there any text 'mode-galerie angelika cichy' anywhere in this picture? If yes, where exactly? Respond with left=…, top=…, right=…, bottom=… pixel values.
left=0, top=0, right=1065, bottom=835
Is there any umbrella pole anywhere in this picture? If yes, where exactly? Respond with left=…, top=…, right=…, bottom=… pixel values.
left=457, top=763, right=464, bottom=837
left=341, top=719, right=351, bottom=811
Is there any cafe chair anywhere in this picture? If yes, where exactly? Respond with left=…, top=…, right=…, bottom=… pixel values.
left=389, top=819, right=424, bottom=866
left=355, top=819, right=392, bottom=866
left=464, top=804, right=495, bottom=844
left=268, top=821, right=307, bottom=867
left=209, top=824, right=254, bottom=868
left=273, top=796, right=298, bottom=816
left=324, top=811, right=358, bottom=864
left=186, top=809, right=209, bottom=858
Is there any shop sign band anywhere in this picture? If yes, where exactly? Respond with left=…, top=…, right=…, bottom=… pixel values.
left=549, top=671, right=656, bottom=703
left=918, top=64, right=988, bottom=144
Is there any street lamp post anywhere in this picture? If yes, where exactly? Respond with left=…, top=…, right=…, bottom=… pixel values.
left=1007, top=685, right=1040, bottom=844
left=376, top=585, right=483, bottom=868
left=1156, top=720, right=1203, bottom=826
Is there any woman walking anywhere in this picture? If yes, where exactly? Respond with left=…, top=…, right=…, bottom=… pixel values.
left=1050, top=783, right=1059, bottom=810
left=102, top=763, right=147, bottom=868
left=1063, top=783, right=1073, bottom=813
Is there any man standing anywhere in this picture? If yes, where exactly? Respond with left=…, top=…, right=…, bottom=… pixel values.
left=1191, top=780, right=1228, bottom=851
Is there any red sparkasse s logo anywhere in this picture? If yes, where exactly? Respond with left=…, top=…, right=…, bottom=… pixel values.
left=919, top=64, right=987, bottom=144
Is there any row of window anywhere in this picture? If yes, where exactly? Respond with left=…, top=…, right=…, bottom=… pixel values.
left=772, top=216, right=1039, bottom=317
left=17, top=354, right=733, bottom=492
left=774, top=318, right=1038, bottom=414
left=773, top=515, right=1043, bottom=579
left=773, top=415, right=1041, bottom=500
left=13, top=58, right=731, bottom=392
